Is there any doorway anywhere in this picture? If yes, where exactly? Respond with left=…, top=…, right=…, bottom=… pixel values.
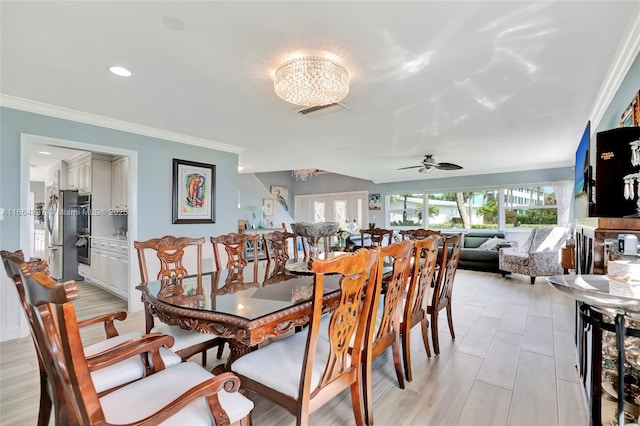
left=20, top=133, right=140, bottom=311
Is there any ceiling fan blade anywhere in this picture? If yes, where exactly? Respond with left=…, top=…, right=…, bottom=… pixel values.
left=397, top=165, right=422, bottom=170
left=435, top=162, right=463, bottom=170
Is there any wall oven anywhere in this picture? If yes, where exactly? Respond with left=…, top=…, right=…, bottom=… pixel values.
left=77, top=194, right=91, bottom=265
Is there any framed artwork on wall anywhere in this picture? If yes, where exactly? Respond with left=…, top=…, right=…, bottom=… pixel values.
left=172, top=159, right=216, bottom=224
left=263, top=198, right=274, bottom=216
left=271, top=185, right=289, bottom=211
left=368, top=193, right=381, bottom=210
left=620, top=90, right=640, bottom=127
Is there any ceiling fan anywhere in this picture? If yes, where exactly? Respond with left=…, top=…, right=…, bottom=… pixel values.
left=397, top=155, right=463, bottom=173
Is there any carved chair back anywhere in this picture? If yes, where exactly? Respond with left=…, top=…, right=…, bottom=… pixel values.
left=134, top=235, right=204, bottom=332
left=230, top=248, right=379, bottom=425
left=303, top=248, right=380, bottom=423
left=1, top=250, right=57, bottom=426
left=210, top=232, right=259, bottom=270
left=400, top=228, right=441, bottom=241
left=263, top=230, right=299, bottom=262
left=18, top=270, right=236, bottom=426
left=428, top=233, right=462, bottom=355
left=401, top=235, right=440, bottom=380
left=362, top=240, right=414, bottom=421
left=360, top=228, right=394, bottom=247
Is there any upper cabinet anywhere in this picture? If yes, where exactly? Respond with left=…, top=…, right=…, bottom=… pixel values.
left=65, top=153, right=92, bottom=194
left=63, top=152, right=113, bottom=236
left=111, top=156, right=129, bottom=212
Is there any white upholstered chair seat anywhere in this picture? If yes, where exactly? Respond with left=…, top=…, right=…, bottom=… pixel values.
left=232, top=329, right=336, bottom=399
left=151, top=323, right=220, bottom=353
left=84, top=331, right=182, bottom=394
left=100, top=361, right=253, bottom=425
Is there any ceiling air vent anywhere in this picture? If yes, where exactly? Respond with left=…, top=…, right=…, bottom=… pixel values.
left=295, top=102, right=349, bottom=117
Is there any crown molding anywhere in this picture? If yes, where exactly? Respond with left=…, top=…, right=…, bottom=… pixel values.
left=0, top=94, right=244, bottom=154
left=590, top=7, right=640, bottom=131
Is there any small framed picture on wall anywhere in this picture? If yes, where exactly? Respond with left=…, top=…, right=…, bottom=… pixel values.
left=368, top=193, right=381, bottom=210
left=263, top=198, right=275, bottom=217
left=271, top=185, right=289, bottom=211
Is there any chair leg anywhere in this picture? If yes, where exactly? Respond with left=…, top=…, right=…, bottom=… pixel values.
left=239, top=413, right=253, bottom=426
left=401, top=326, right=412, bottom=382
left=361, top=352, right=373, bottom=426
left=420, top=319, right=432, bottom=358
left=530, top=276, right=536, bottom=285
left=37, top=372, right=52, bottom=426
left=430, top=311, right=440, bottom=355
left=216, top=341, right=225, bottom=359
left=446, top=304, right=455, bottom=339
left=391, top=340, right=405, bottom=389
left=202, top=350, right=207, bottom=365
left=350, top=380, right=367, bottom=426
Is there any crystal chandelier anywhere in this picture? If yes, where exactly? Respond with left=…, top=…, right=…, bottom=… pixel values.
left=274, top=56, right=349, bottom=107
left=292, top=169, right=318, bottom=181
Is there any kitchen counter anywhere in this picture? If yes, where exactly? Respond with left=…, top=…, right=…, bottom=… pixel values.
left=90, top=235, right=128, bottom=242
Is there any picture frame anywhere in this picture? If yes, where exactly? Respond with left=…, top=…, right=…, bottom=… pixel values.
left=172, top=159, right=216, bottom=224
left=620, top=90, right=640, bottom=127
left=270, top=185, right=289, bottom=211
left=263, top=198, right=275, bottom=217
left=368, top=193, right=381, bottom=210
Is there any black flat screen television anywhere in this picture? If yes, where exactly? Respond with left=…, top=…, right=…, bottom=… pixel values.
left=574, top=121, right=593, bottom=218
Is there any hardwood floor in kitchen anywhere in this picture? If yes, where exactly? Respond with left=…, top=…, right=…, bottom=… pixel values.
left=0, top=270, right=589, bottom=425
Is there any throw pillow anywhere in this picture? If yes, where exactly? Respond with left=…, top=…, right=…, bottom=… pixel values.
left=478, top=237, right=507, bottom=250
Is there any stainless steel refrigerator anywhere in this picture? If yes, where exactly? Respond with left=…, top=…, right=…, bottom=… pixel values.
left=45, top=188, right=82, bottom=281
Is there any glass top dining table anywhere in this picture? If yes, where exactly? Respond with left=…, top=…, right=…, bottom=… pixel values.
left=136, top=259, right=349, bottom=368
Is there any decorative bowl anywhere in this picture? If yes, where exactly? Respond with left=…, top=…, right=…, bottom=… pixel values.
left=290, top=222, right=339, bottom=238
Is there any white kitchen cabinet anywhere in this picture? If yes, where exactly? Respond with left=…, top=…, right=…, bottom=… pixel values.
left=90, top=237, right=129, bottom=299
left=66, top=164, right=79, bottom=190
left=111, top=156, right=129, bottom=211
left=79, top=160, right=92, bottom=194
left=65, top=155, right=92, bottom=193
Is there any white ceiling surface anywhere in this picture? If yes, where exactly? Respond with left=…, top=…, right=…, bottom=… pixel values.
left=28, top=143, right=87, bottom=182
left=2, top=2, right=639, bottom=183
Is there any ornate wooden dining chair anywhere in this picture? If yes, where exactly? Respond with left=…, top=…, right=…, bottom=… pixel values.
left=400, top=228, right=441, bottom=241
left=400, top=234, right=440, bottom=381
left=134, top=235, right=226, bottom=363
left=2, top=250, right=182, bottom=425
left=360, top=228, right=394, bottom=248
left=263, top=230, right=300, bottom=262
left=361, top=240, right=414, bottom=423
left=19, top=268, right=254, bottom=426
left=231, top=248, right=380, bottom=426
left=429, top=233, right=463, bottom=355
left=211, top=232, right=260, bottom=269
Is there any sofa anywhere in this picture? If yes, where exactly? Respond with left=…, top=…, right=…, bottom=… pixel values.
left=441, top=230, right=511, bottom=273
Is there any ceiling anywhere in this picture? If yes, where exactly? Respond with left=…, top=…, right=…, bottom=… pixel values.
left=28, top=143, right=89, bottom=182
left=2, top=1, right=639, bottom=183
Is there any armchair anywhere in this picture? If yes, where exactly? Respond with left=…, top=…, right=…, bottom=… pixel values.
left=19, top=269, right=253, bottom=426
left=499, top=226, right=569, bottom=284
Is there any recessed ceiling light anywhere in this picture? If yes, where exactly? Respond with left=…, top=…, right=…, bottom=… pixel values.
left=109, top=66, right=132, bottom=77
left=38, top=151, right=51, bottom=155
left=163, top=16, right=185, bottom=31
left=238, top=166, right=245, bottom=172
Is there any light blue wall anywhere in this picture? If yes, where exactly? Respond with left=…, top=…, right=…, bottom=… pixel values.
left=239, top=172, right=294, bottom=228
left=0, top=107, right=240, bottom=340
left=0, top=107, right=240, bottom=246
